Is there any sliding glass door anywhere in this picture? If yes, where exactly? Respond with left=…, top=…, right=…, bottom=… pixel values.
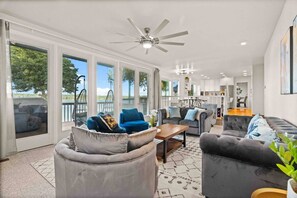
left=96, top=63, right=115, bottom=115
left=62, top=55, right=87, bottom=132
left=122, top=67, right=135, bottom=109
left=139, top=71, right=149, bottom=115
left=10, top=43, right=49, bottom=139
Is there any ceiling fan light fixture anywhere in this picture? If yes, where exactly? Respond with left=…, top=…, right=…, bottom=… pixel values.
left=142, top=40, right=152, bottom=49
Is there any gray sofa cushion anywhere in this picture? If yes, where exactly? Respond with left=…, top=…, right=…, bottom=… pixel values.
left=179, top=119, right=199, bottom=128
left=128, top=128, right=157, bottom=151
left=72, top=127, right=128, bottom=155
left=222, top=130, right=246, bottom=138
left=223, top=115, right=252, bottom=131
left=163, top=117, right=182, bottom=124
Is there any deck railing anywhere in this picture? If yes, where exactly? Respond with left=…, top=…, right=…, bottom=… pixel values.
left=62, top=98, right=148, bottom=122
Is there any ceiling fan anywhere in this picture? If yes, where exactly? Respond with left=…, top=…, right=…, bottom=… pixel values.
left=110, top=18, right=189, bottom=54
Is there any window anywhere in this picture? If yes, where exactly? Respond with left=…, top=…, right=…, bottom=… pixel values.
left=62, top=55, right=87, bottom=132
left=122, top=67, right=135, bottom=109
left=96, top=63, right=114, bottom=115
left=10, top=43, right=48, bottom=138
left=139, top=72, right=149, bottom=115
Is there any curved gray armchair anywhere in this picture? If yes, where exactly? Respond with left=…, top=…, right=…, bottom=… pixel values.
left=54, top=138, right=158, bottom=198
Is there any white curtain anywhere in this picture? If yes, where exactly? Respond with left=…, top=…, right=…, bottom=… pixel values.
left=153, top=68, right=161, bottom=110
left=0, top=20, right=17, bottom=159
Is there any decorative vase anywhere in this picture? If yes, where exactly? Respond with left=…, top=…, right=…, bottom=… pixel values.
left=287, top=179, right=297, bottom=198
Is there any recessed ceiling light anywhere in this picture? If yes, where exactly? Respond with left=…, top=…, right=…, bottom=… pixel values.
left=243, top=70, right=247, bottom=72
left=240, top=41, right=247, bottom=46
left=201, top=74, right=204, bottom=77
left=220, top=72, right=224, bottom=75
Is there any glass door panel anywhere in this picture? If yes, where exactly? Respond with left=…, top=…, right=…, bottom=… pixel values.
left=122, top=67, right=135, bottom=109
left=62, top=55, right=87, bottom=132
left=96, top=63, right=114, bottom=115
left=10, top=43, right=48, bottom=139
left=139, top=72, right=149, bottom=115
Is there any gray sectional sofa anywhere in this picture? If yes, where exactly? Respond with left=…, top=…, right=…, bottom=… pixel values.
left=200, top=115, right=297, bottom=198
left=158, top=107, right=213, bottom=136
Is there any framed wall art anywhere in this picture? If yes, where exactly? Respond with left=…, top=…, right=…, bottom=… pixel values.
left=293, top=16, right=297, bottom=93
left=280, top=26, right=293, bottom=94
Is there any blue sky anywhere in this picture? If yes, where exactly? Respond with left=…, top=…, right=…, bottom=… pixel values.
left=71, top=59, right=138, bottom=97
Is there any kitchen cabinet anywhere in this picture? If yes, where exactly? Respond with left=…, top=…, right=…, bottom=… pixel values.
left=200, top=79, right=220, bottom=92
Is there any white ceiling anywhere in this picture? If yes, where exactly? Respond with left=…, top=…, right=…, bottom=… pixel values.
left=0, top=0, right=285, bottom=81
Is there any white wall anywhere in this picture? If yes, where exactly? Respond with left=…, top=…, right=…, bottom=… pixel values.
left=252, top=64, right=264, bottom=114
left=264, top=0, right=297, bottom=125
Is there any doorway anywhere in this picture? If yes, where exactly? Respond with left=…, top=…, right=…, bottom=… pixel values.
left=236, top=82, right=248, bottom=108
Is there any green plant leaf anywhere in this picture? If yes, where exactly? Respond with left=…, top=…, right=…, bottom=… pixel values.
left=278, top=133, right=290, bottom=144
left=288, top=142, right=293, bottom=151
left=279, top=145, right=285, bottom=156
left=269, top=142, right=277, bottom=153
left=277, top=164, right=291, bottom=176
left=291, top=170, right=297, bottom=182
left=284, top=151, right=292, bottom=163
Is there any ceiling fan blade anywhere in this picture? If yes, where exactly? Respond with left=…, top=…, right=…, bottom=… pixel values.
left=126, top=44, right=140, bottom=51
left=114, top=32, right=139, bottom=39
left=152, top=19, right=169, bottom=35
left=145, top=49, right=149, bottom=55
left=159, top=31, right=189, bottom=40
left=110, top=41, right=139, bottom=44
left=154, top=45, right=168, bottom=53
left=159, top=41, right=185, bottom=46
left=127, top=18, right=145, bottom=37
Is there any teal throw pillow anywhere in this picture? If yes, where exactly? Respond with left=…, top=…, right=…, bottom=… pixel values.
left=184, top=109, right=198, bottom=121
left=168, top=106, right=181, bottom=118
left=247, top=114, right=260, bottom=134
left=122, top=108, right=141, bottom=122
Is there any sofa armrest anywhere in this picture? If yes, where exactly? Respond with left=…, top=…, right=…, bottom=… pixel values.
left=223, top=115, right=253, bottom=132
left=158, top=109, right=167, bottom=125
left=200, top=133, right=282, bottom=168
left=198, top=110, right=213, bottom=134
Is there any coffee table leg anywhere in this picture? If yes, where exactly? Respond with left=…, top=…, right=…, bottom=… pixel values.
left=183, top=131, right=186, bottom=147
left=163, top=140, right=167, bottom=163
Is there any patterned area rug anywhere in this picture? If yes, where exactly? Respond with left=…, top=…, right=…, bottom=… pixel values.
left=31, top=135, right=203, bottom=198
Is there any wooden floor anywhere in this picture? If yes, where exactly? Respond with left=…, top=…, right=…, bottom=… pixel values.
left=227, top=108, right=253, bottom=116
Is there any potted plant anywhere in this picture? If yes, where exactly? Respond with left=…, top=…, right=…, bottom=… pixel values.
left=149, top=109, right=158, bottom=127
left=270, top=133, right=297, bottom=197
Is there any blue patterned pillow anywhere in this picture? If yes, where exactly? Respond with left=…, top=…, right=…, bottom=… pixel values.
left=247, top=114, right=260, bottom=134
left=245, top=125, right=277, bottom=143
left=168, top=106, right=181, bottom=118
left=184, top=109, right=198, bottom=121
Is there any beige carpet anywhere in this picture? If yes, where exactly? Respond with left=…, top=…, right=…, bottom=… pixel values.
left=31, top=126, right=223, bottom=198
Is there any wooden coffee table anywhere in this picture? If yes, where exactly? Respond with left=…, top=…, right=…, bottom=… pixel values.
left=155, top=124, right=189, bottom=163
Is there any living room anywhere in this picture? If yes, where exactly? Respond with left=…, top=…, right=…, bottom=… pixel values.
left=1, top=0, right=297, bottom=197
